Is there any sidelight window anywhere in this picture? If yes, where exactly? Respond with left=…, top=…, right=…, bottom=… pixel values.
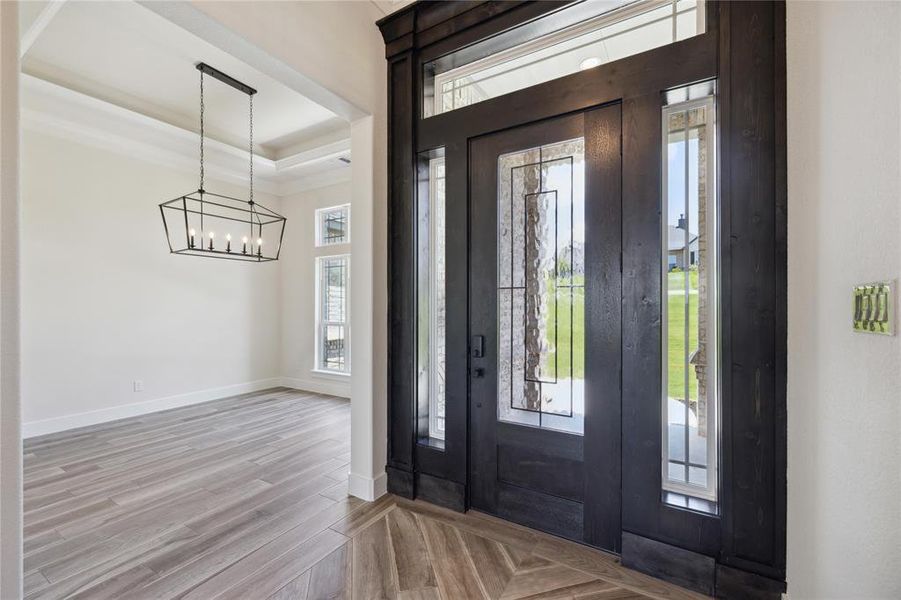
left=423, top=0, right=705, bottom=118
left=661, top=92, right=718, bottom=504
left=417, top=149, right=447, bottom=443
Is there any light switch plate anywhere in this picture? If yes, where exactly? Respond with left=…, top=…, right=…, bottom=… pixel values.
left=852, top=281, right=894, bottom=335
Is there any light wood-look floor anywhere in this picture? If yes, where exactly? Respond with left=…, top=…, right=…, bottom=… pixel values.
left=23, top=388, right=705, bottom=600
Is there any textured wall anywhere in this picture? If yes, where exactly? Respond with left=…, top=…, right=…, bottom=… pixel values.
left=787, top=2, right=901, bottom=597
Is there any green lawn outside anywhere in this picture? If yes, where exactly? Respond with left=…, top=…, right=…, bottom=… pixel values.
left=667, top=269, right=699, bottom=400
left=538, top=271, right=697, bottom=400
left=543, top=277, right=585, bottom=380
left=667, top=268, right=699, bottom=291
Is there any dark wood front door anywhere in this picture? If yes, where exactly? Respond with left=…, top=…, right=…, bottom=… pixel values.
left=469, top=105, right=623, bottom=552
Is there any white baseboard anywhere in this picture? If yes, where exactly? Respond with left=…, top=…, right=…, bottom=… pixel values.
left=22, top=378, right=283, bottom=439
left=348, top=471, right=388, bottom=502
left=279, top=376, right=350, bottom=399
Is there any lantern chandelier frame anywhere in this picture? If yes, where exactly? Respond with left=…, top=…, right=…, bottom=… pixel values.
left=159, top=62, right=286, bottom=262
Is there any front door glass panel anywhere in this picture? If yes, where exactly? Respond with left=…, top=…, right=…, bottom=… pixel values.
left=497, top=138, right=585, bottom=435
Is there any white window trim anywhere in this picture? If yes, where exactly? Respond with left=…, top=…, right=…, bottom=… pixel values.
left=315, top=204, right=351, bottom=247
left=430, top=0, right=704, bottom=117
left=312, top=368, right=351, bottom=378
left=427, top=157, right=446, bottom=441
left=660, top=94, right=718, bottom=503
left=315, top=254, right=351, bottom=375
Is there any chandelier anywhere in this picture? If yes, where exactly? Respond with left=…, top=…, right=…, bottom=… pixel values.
left=160, top=63, right=286, bottom=262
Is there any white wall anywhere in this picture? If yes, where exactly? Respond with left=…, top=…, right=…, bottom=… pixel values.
left=280, top=181, right=352, bottom=398
left=21, top=129, right=282, bottom=435
left=0, top=2, right=21, bottom=596
left=787, top=2, right=901, bottom=598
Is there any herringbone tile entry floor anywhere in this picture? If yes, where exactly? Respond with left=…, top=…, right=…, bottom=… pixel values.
left=337, top=497, right=707, bottom=600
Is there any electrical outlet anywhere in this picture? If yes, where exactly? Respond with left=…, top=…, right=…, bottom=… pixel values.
left=133, top=380, right=144, bottom=392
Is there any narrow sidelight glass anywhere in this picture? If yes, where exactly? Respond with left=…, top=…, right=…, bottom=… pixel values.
left=662, top=93, right=718, bottom=503
left=417, top=149, right=447, bottom=443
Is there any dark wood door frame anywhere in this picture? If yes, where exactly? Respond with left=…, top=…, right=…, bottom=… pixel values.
left=378, top=2, right=787, bottom=597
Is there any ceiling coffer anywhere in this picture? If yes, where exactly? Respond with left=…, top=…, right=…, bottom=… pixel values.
left=160, top=63, right=286, bottom=262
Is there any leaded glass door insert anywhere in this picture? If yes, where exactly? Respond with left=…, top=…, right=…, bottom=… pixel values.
left=497, top=139, right=585, bottom=435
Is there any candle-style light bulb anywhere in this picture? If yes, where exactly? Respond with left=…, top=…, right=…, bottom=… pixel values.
left=226, top=233, right=232, bottom=253
left=208, top=231, right=215, bottom=251
left=257, top=238, right=263, bottom=257
left=242, top=236, right=248, bottom=255
left=189, top=228, right=196, bottom=248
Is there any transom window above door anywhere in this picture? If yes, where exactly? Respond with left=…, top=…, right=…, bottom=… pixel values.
left=423, top=0, right=705, bottom=118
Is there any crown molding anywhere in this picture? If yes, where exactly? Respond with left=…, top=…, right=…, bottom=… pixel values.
left=21, top=73, right=351, bottom=196
left=277, top=138, right=350, bottom=173
left=279, top=168, right=351, bottom=196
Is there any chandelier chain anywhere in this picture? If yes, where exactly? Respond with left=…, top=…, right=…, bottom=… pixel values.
left=199, top=69, right=205, bottom=192
left=249, top=94, right=254, bottom=205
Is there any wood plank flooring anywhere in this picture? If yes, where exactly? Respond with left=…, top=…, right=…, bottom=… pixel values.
left=23, top=388, right=707, bottom=600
